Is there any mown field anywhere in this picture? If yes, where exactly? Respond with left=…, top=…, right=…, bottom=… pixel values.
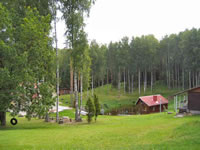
left=1, top=85, right=197, bottom=150
left=1, top=113, right=200, bottom=150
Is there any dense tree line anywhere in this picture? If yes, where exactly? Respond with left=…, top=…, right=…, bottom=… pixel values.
left=0, top=0, right=95, bottom=125
left=0, top=1, right=56, bottom=126
left=59, top=28, right=200, bottom=98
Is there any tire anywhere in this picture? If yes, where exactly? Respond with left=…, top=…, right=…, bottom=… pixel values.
left=10, top=118, right=18, bottom=125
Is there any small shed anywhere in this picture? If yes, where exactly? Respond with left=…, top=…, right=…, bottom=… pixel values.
left=173, top=86, right=200, bottom=114
left=59, top=88, right=70, bottom=95
left=136, top=95, right=168, bottom=114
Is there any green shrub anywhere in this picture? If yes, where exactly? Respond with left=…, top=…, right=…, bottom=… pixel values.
left=85, top=98, right=94, bottom=123
left=94, top=94, right=100, bottom=122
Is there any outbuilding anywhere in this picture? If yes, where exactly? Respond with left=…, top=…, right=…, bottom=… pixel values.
left=136, top=95, right=168, bottom=114
left=173, top=86, right=200, bottom=114
left=59, top=88, right=70, bottom=95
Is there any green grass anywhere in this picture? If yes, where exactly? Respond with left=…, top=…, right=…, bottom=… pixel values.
left=0, top=84, right=188, bottom=150
left=1, top=113, right=200, bottom=150
left=59, top=84, right=179, bottom=113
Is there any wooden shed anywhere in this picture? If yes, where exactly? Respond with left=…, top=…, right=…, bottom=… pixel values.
left=59, top=88, right=70, bottom=95
left=136, top=95, right=168, bottom=114
left=173, top=86, right=200, bottom=114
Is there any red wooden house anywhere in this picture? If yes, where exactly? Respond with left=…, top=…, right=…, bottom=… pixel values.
left=136, top=95, right=168, bottom=114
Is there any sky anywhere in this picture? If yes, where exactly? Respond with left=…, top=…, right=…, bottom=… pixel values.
left=56, top=0, right=200, bottom=49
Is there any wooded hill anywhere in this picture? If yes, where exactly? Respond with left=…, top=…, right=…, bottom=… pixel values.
left=59, top=28, right=200, bottom=94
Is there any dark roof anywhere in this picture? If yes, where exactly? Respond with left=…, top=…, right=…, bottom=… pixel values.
left=136, top=94, right=168, bottom=107
left=173, top=86, right=200, bottom=96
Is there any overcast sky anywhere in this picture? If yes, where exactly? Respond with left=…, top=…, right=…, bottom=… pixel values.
left=56, top=0, right=200, bottom=49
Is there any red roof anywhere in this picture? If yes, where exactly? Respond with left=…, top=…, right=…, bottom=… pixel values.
left=136, top=95, right=168, bottom=107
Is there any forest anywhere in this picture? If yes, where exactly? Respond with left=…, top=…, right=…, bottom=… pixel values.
left=60, top=28, right=200, bottom=95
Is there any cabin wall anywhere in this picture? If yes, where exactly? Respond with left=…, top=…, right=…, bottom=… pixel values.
left=137, top=100, right=149, bottom=114
left=149, top=104, right=168, bottom=113
left=136, top=99, right=168, bottom=114
left=188, top=92, right=200, bottom=111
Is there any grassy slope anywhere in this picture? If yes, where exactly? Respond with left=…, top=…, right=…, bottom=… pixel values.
left=59, top=84, right=178, bottom=112
left=1, top=113, right=200, bottom=150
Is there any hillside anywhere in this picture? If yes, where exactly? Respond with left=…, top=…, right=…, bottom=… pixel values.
left=58, top=84, right=178, bottom=118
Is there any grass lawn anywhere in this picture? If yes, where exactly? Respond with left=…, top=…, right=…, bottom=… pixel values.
left=1, top=85, right=190, bottom=150
left=1, top=113, right=200, bottom=150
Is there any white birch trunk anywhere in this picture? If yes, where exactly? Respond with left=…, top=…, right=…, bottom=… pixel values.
left=151, top=71, right=153, bottom=92
left=131, top=74, right=134, bottom=93
left=54, top=7, right=59, bottom=122
left=193, top=72, right=195, bottom=88
left=128, top=69, right=130, bottom=93
left=74, top=70, right=79, bottom=121
left=118, top=67, right=121, bottom=97
left=138, top=69, right=141, bottom=95
left=144, top=69, right=147, bottom=93
left=196, top=72, right=198, bottom=87
left=79, top=73, right=83, bottom=115
left=124, top=68, right=126, bottom=94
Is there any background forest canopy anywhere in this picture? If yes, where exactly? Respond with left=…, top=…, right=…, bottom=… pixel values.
left=60, top=27, right=200, bottom=93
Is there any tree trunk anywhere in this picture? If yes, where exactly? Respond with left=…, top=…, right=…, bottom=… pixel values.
left=131, top=74, right=134, bottom=93
left=193, top=72, right=195, bottom=88
left=151, top=71, right=153, bottom=92
left=138, top=69, right=141, bottom=95
left=182, top=68, right=184, bottom=90
left=87, top=88, right=89, bottom=99
left=166, top=69, right=168, bottom=87
left=0, top=111, right=6, bottom=126
left=128, top=70, right=130, bottom=93
left=55, top=14, right=59, bottom=123
left=70, top=59, right=74, bottom=107
left=118, top=67, right=121, bottom=97
left=169, top=69, right=171, bottom=89
left=79, top=73, right=83, bottom=116
left=124, top=68, right=126, bottom=94
left=107, top=68, right=109, bottom=85
left=110, top=69, right=113, bottom=85
left=45, top=113, right=49, bottom=122
left=189, top=71, right=191, bottom=89
left=144, top=69, right=147, bottom=93
left=74, top=70, right=79, bottom=121
left=177, top=65, right=179, bottom=88
left=196, top=72, right=198, bottom=87
left=92, top=73, right=94, bottom=96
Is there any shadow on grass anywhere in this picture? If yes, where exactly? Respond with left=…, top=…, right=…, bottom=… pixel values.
left=0, top=118, right=95, bottom=131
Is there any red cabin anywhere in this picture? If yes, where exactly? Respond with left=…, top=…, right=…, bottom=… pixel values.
left=136, top=95, right=168, bottom=114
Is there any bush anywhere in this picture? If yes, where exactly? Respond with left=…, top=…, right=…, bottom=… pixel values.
left=85, top=98, right=95, bottom=123
left=94, top=94, right=100, bottom=122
